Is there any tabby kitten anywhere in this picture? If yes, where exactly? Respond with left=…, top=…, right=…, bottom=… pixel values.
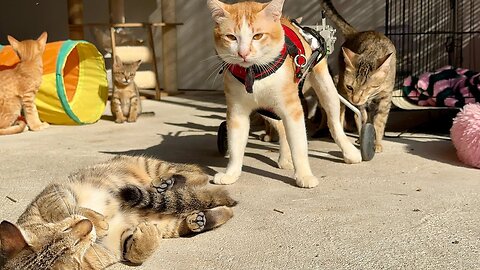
left=0, top=156, right=236, bottom=269
left=208, top=0, right=361, bottom=188
left=111, top=56, right=143, bottom=123
left=0, top=32, right=49, bottom=135
left=320, top=0, right=397, bottom=152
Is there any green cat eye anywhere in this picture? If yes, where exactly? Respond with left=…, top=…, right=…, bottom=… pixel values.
left=226, top=34, right=237, bottom=41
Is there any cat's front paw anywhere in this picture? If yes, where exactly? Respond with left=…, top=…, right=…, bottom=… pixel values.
left=79, top=208, right=109, bottom=238
left=343, top=146, right=362, bottom=164
left=213, top=172, right=239, bottom=185
left=278, top=156, right=294, bottom=170
left=295, top=174, right=319, bottom=188
left=186, top=211, right=206, bottom=233
left=29, top=122, right=49, bottom=131
left=127, top=117, right=137, bottom=123
left=375, top=144, right=383, bottom=153
left=115, top=117, right=126, bottom=124
left=123, top=222, right=162, bottom=264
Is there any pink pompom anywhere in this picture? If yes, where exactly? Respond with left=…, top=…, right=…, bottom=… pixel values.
left=450, top=103, right=480, bottom=168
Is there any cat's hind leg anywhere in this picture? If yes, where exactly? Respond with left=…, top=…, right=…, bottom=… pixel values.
left=213, top=103, right=251, bottom=185
left=309, top=61, right=362, bottom=164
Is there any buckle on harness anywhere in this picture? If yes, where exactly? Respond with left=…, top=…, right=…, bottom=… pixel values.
left=294, top=54, right=307, bottom=68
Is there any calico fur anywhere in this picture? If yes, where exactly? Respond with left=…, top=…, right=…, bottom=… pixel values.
left=207, top=0, right=362, bottom=188
left=320, top=0, right=397, bottom=152
left=0, top=156, right=236, bottom=269
left=0, top=33, right=49, bottom=135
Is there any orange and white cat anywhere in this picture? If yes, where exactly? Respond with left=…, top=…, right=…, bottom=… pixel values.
left=0, top=32, right=49, bottom=135
left=207, top=0, right=361, bottom=188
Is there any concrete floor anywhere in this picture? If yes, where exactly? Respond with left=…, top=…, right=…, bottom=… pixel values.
left=0, top=91, right=479, bottom=270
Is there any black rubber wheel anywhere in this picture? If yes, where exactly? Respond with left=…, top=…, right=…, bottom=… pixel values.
left=359, top=123, right=376, bottom=161
left=217, top=121, right=228, bottom=156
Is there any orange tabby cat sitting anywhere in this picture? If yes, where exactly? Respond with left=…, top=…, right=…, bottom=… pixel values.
left=0, top=32, right=49, bottom=135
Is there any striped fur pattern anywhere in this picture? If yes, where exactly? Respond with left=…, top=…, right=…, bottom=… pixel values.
left=111, top=56, right=142, bottom=123
left=0, top=32, right=49, bottom=135
left=0, top=156, right=236, bottom=269
left=319, top=0, right=397, bottom=152
left=208, top=0, right=362, bottom=188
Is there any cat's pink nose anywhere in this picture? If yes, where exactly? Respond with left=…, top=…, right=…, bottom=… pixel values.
left=238, top=51, right=250, bottom=60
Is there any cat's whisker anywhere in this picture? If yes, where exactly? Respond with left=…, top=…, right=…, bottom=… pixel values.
left=90, top=245, right=107, bottom=269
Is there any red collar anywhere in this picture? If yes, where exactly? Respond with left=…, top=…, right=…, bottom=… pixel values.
left=227, top=24, right=306, bottom=93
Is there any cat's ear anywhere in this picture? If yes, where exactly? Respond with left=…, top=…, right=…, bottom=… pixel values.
left=262, top=0, right=285, bottom=22
left=207, top=0, right=229, bottom=24
left=342, top=47, right=358, bottom=69
left=295, top=17, right=303, bottom=24
left=36, top=32, right=48, bottom=46
left=376, top=53, right=393, bottom=72
left=114, top=55, right=123, bottom=68
left=7, top=35, right=20, bottom=52
left=0, top=221, right=28, bottom=258
left=133, top=59, right=142, bottom=69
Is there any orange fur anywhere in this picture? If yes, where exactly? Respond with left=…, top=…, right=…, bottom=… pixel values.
left=0, top=32, right=49, bottom=135
left=208, top=0, right=362, bottom=188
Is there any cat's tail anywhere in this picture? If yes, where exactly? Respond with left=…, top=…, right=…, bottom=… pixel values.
left=319, top=0, right=357, bottom=36
left=0, top=120, right=27, bottom=136
left=118, top=185, right=237, bottom=214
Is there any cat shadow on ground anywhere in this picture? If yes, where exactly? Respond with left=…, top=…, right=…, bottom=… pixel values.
left=101, top=124, right=298, bottom=187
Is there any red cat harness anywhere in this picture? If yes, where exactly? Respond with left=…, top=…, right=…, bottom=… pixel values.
left=227, top=23, right=307, bottom=94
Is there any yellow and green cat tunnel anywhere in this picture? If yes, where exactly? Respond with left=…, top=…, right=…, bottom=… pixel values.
left=0, top=40, right=108, bottom=125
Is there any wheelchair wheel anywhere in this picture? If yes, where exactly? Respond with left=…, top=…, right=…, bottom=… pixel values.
left=359, top=123, right=376, bottom=161
left=217, top=121, right=228, bottom=156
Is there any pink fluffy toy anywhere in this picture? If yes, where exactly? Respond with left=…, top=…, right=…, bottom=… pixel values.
left=450, top=103, right=480, bottom=168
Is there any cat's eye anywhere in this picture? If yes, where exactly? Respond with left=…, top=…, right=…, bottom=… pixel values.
left=253, top=33, right=264, bottom=40
left=346, top=85, right=354, bottom=91
left=225, top=34, right=237, bottom=41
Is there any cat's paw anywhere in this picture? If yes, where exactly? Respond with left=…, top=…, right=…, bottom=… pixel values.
left=123, top=222, right=162, bottom=264
left=79, top=208, right=109, bottom=238
left=260, top=133, right=272, bottom=142
left=375, top=144, right=383, bottom=153
left=213, top=172, right=239, bottom=185
left=278, top=156, right=294, bottom=170
left=152, top=174, right=186, bottom=194
left=186, top=211, right=206, bottom=233
left=29, top=122, right=49, bottom=131
left=115, top=118, right=126, bottom=124
left=295, top=174, right=319, bottom=188
left=343, top=146, right=362, bottom=164
left=127, top=117, right=137, bottom=123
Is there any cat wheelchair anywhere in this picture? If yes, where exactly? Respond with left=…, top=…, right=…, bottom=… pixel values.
left=216, top=13, right=376, bottom=161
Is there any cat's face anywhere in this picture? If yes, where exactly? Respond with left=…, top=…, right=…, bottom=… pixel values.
left=113, top=56, right=141, bottom=85
left=341, top=47, right=393, bottom=106
left=208, top=0, right=285, bottom=68
left=7, top=32, right=48, bottom=62
left=0, top=216, right=96, bottom=269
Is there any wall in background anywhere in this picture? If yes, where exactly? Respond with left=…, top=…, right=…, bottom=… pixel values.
left=0, top=1, right=390, bottom=90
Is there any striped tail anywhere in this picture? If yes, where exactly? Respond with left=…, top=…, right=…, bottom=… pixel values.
left=119, top=185, right=237, bottom=214
left=319, top=0, right=357, bottom=36
left=0, top=121, right=27, bottom=135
